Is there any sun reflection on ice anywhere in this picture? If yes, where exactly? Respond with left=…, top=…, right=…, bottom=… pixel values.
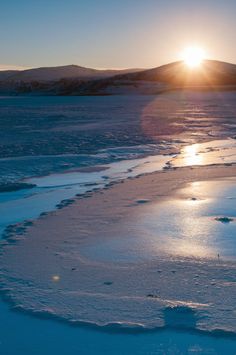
left=172, top=139, right=236, bottom=168
left=182, top=144, right=203, bottom=166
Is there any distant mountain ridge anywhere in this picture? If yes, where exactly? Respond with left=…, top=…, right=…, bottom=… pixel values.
left=73, top=59, right=236, bottom=95
left=117, top=60, right=236, bottom=85
left=0, top=60, right=236, bottom=95
left=0, top=64, right=142, bottom=82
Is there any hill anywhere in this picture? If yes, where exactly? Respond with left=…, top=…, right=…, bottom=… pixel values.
left=0, top=65, right=141, bottom=83
left=0, top=70, right=19, bottom=81
left=118, top=60, right=236, bottom=85
left=71, top=59, right=236, bottom=95
left=1, top=60, right=236, bottom=95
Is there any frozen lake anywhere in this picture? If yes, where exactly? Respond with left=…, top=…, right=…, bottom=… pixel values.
left=1, top=94, right=236, bottom=354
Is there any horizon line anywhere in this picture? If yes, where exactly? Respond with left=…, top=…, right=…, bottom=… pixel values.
left=1, top=58, right=236, bottom=72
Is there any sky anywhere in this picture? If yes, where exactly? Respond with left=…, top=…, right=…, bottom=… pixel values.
left=1, top=0, right=236, bottom=70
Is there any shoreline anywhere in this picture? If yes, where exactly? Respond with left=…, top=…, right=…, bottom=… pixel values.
left=1, top=164, right=236, bottom=333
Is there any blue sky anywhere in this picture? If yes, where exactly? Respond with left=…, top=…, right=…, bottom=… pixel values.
left=1, top=0, right=236, bottom=69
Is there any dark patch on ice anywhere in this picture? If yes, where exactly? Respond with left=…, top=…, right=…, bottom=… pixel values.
left=84, top=182, right=99, bottom=187
left=147, top=294, right=158, bottom=298
left=104, top=281, right=113, bottom=286
left=136, top=199, right=150, bottom=204
left=164, top=306, right=197, bottom=329
left=0, top=182, right=36, bottom=193
left=215, top=217, right=234, bottom=224
left=3, top=220, right=34, bottom=240
left=39, top=212, right=49, bottom=218
left=56, top=198, right=75, bottom=209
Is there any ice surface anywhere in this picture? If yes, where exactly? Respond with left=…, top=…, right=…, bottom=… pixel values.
left=82, top=179, right=236, bottom=262
left=1, top=94, right=236, bottom=353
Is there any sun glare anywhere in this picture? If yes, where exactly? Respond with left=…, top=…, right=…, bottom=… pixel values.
left=182, top=46, right=205, bottom=68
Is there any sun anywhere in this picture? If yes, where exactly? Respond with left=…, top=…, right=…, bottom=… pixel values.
left=182, top=46, right=205, bottom=68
